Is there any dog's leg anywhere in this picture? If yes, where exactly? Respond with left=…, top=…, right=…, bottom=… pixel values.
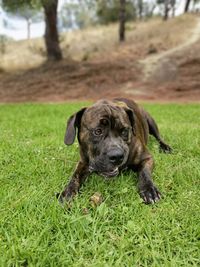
left=144, top=111, right=172, bottom=153
left=138, top=155, right=161, bottom=204
left=58, top=161, right=89, bottom=202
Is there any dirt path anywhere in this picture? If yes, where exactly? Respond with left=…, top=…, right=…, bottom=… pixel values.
left=0, top=16, right=200, bottom=103
left=139, top=18, right=200, bottom=81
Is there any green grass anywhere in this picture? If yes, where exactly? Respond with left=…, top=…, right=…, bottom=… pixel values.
left=0, top=103, right=200, bottom=267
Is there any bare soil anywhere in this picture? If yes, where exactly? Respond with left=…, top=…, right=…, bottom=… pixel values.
left=0, top=15, right=200, bottom=103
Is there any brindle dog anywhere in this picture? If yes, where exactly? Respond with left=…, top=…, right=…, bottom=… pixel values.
left=58, top=98, right=172, bottom=204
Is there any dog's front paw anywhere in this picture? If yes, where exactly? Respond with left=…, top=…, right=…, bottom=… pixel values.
left=56, top=189, right=75, bottom=204
left=159, top=142, right=172, bottom=154
left=56, top=192, right=65, bottom=204
left=57, top=178, right=81, bottom=204
left=139, top=183, right=161, bottom=204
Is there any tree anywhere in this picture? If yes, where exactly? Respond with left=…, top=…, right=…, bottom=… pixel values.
left=142, top=1, right=156, bottom=18
left=119, top=0, right=126, bottom=42
left=184, top=0, right=192, bottom=12
left=171, top=0, right=176, bottom=17
left=2, top=1, right=39, bottom=40
left=60, top=1, right=97, bottom=30
left=96, top=0, right=137, bottom=42
left=157, top=0, right=176, bottom=20
left=2, top=0, right=62, bottom=61
left=137, top=0, right=143, bottom=20
left=16, top=7, right=39, bottom=40
left=43, top=0, right=62, bottom=60
left=96, top=0, right=136, bottom=24
left=163, top=0, right=170, bottom=20
left=192, top=0, right=200, bottom=11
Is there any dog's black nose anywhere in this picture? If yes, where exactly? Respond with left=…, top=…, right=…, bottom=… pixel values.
left=108, top=149, right=124, bottom=165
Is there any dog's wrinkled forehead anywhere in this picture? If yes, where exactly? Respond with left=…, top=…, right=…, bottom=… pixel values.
left=82, top=100, right=130, bottom=128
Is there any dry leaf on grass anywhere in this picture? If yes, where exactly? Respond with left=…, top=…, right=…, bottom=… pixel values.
left=90, top=192, right=103, bottom=206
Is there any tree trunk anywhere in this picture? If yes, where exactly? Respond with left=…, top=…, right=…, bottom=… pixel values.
left=119, top=0, right=126, bottom=42
left=184, top=0, right=191, bottom=13
left=171, top=0, right=176, bottom=17
left=163, top=0, right=169, bottom=21
left=43, top=0, right=62, bottom=61
left=138, top=0, right=143, bottom=20
left=27, top=18, right=31, bottom=40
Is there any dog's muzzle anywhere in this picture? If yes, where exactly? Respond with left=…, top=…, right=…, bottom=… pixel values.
left=107, top=148, right=124, bottom=165
left=88, top=147, right=127, bottom=178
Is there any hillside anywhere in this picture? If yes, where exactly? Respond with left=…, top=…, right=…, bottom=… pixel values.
left=0, top=14, right=200, bottom=102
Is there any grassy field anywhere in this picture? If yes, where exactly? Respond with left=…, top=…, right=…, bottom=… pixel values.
left=0, top=103, right=200, bottom=266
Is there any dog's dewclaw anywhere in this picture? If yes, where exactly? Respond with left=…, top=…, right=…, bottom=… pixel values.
left=90, top=192, right=103, bottom=206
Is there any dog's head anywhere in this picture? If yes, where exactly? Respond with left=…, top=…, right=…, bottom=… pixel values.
left=64, top=100, right=135, bottom=178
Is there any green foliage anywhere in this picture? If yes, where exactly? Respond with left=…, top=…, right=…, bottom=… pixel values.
left=2, top=0, right=43, bottom=40
left=157, top=0, right=164, bottom=4
left=0, top=103, right=200, bottom=266
left=60, top=1, right=97, bottom=29
left=97, top=0, right=137, bottom=24
left=2, top=0, right=38, bottom=11
left=2, top=0, right=57, bottom=10
left=2, top=0, right=42, bottom=20
left=193, top=0, right=200, bottom=6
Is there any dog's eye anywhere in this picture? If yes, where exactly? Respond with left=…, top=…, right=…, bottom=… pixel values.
left=121, top=128, right=129, bottom=138
left=100, top=119, right=108, bottom=126
left=94, top=128, right=103, bottom=136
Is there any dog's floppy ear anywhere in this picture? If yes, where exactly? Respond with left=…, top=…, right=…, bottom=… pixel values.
left=124, top=107, right=136, bottom=135
left=114, top=100, right=136, bottom=135
left=64, top=108, right=87, bottom=145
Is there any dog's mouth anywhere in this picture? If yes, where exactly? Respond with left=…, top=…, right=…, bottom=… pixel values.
left=89, top=165, right=119, bottom=178
left=101, top=168, right=119, bottom=178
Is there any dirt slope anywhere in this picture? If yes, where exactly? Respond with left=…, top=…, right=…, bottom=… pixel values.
left=0, top=15, right=200, bottom=103
left=140, top=19, right=200, bottom=81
